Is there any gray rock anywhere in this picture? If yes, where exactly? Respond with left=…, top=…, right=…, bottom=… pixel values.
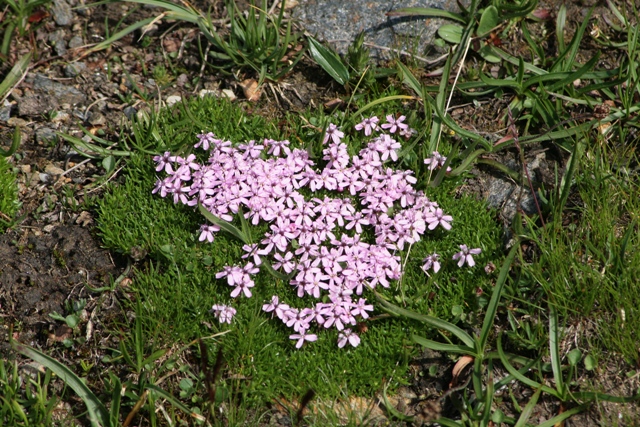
left=293, top=0, right=462, bottom=60
left=64, top=61, right=87, bottom=77
left=51, top=0, right=73, bottom=26
left=48, top=30, right=67, bottom=56
left=33, top=74, right=86, bottom=106
left=0, top=100, right=12, bottom=121
left=35, top=127, right=59, bottom=145
left=68, top=35, right=83, bottom=49
left=123, top=106, right=137, bottom=120
left=17, top=94, right=58, bottom=116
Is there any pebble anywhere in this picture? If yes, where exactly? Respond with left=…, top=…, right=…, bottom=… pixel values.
left=7, top=117, right=28, bottom=127
left=17, top=94, right=58, bottom=116
left=45, top=163, right=65, bottom=176
left=35, top=127, right=58, bottom=144
left=68, top=35, right=84, bottom=49
left=64, top=62, right=87, bottom=77
left=88, top=112, right=106, bottom=125
left=51, top=0, right=73, bottom=26
left=51, top=111, right=70, bottom=123
left=0, top=100, right=12, bottom=121
left=165, top=95, right=182, bottom=107
left=48, top=30, right=67, bottom=56
left=123, top=106, right=137, bottom=120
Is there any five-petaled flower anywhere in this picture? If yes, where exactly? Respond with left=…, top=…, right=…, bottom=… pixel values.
left=337, top=329, right=361, bottom=348
left=323, top=123, right=344, bottom=145
left=355, top=116, right=379, bottom=136
left=290, top=329, right=318, bottom=348
left=422, top=253, right=441, bottom=274
left=210, top=304, right=236, bottom=324
left=452, top=245, right=482, bottom=267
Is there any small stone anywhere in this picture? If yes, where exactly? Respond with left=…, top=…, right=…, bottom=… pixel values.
left=176, top=74, right=189, bottom=87
left=240, top=79, right=260, bottom=102
left=88, top=112, right=106, bottom=126
left=221, top=89, right=237, bottom=101
left=68, top=35, right=83, bottom=49
left=35, top=128, right=58, bottom=144
left=64, top=62, right=86, bottom=77
left=7, top=117, right=28, bottom=127
left=51, top=0, right=73, bottom=26
left=165, top=95, right=182, bottom=107
left=51, top=111, right=70, bottom=123
left=45, top=163, right=65, bottom=176
left=39, top=173, right=52, bottom=183
left=48, top=30, right=67, bottom=56
left=123, top=106, right=137, bottom=120
left=0, top=100, right=12, bottom=121
left=43, top=224, right=56, bottom=233
left=20, top=165, right=31, bottom=174
left=199, top=89, right=218, bottom=98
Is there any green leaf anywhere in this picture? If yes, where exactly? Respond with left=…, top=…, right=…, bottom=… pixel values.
left=567, top=348, right=582, bottom=367
left=514, top=387, right=543, bottom=427
left=0, top=53, right=31, bottom=105
left=307, top=36, right=349, bottom=85
left=412, top=335, right=475, bottom=356
left=478, top=45, right=502, bottom=63
left=438, top=24, right=464, bottom=44
left=102, top=155, right=116, bottom=173
left=65, top=314, right=80, bottom=329
left=376, top=294, right=475, bottom=348
left=477, top=6, right=499, bottom=37
left=583, top=354, right=596, bottom=371
left=11, top=341, right=111, bottom=427
left=478, top=243, right=519, bottom=353
left=198, top=204, right=248, bottom=244
left=386, top=7, right=466, bottom=24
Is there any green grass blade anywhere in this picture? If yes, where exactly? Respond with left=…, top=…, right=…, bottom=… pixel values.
left=0, top=125, right=22, bottom=157
left=488, top=46, right=547, bottom=75
left=386, top=7, right=466, bottom=24
left=514, top=387, right=542, bottom=427
left=0, top=52, right=30, bottom=104
left=557, top=138, right=583, bottom=211
left=146, top=384, right=207, bottom=423
left=571, top=390, right=640, bottom=403
left=376, top=294, right=475, bottom=348
left=87, top=17, right=157, bottom=55
left=478, top=240, right=519, bottom=353
left=11, top=342, right=111, bottom=427
left=351, top=95, right=416, bottom=119
left=198, top=203, right=248, bottom=244
left=548, top=305, right=564, bottom=396
left=556, top=4, right=567, bottom=53
left=307, top=36, right=349, bottom=85
left=396, top=61, right=423, bottom=96
left=412, top=335, right=476, bottom=356
left=497, top=334, right=559, bottom=397
left=536, top=404, right=589, bottom=427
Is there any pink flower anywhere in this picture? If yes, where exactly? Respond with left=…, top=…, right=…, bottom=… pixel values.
left=355, top=116, right=379, bottom=136
left=452, top=245, right=482, bottom=267
left=381, top=115, right=408, bottom=134
left=323, top=123, right=344, bottom=145
left=290, top=329, right=318, bottom=348
left=425, top=208, right=453, bottom=231
left=337, top=329, right=360, bottom=348
left=421, top=253, right=441, bottom=274
left=210, top=304, right=236, bottom=324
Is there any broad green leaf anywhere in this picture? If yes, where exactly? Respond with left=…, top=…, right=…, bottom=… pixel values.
left=514, top=387, right=542, bottom=427
left=438, top=24, right=463, bottom=44
left=477, top=6, right=499, bottom=37
left=478, top=45, right=501, bottom=63
left=307, top=36, right=349, bottom=85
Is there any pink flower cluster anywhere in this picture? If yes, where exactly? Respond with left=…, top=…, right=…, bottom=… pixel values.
left=152, top=115, right=480, bottom=348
